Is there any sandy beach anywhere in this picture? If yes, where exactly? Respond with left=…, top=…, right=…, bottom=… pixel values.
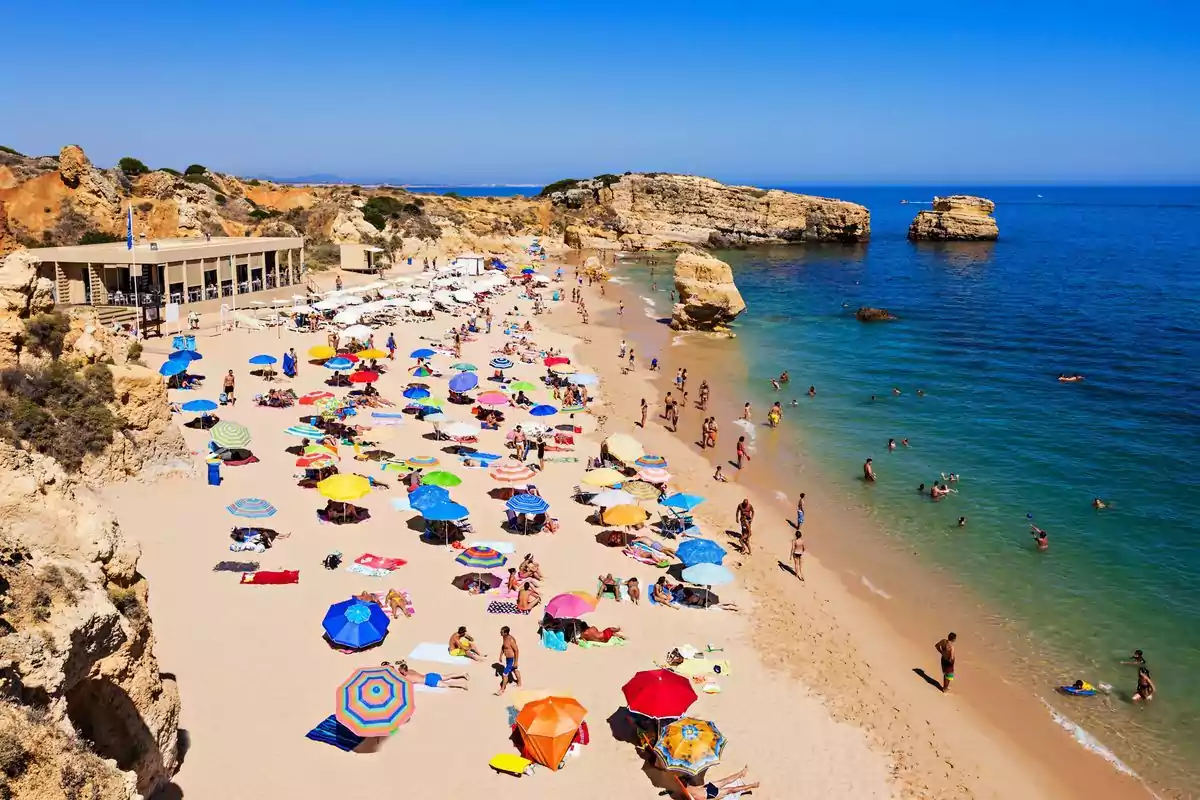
left=103, top=258, right=1147, bottom=800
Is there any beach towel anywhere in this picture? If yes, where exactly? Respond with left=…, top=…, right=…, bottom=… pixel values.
left=347, top=565, right=392, bottom=578
left=407, top=642, right=471, bottom=666
left=305, top=715, right=364, bottom=752
left=578, top=637, right=627, bottom=649
left=623, top=546, right=671, bottom=568
left=355, top=554, right=407, bottom=571
left=240, top=570, right=299, bottom=585
left=486, top=600, right=529, bottom=615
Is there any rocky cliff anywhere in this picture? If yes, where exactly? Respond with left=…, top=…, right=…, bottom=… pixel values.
left=907, top=195, right=999, bottom=241
left=670, top=251, right=747, bottom=331
left=551, top=173, right=870, bottom=249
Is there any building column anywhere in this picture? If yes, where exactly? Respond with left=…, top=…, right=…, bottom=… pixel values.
left=287, top=248, right=294, bottom=284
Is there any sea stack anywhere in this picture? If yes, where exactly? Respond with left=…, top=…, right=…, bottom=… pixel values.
left=908, top=195, right=999, bottom=241
left=670, top=251, right=747, bottom=331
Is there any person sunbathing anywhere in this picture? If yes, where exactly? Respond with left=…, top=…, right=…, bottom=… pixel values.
left=356, top=590, right=379, bottom=606
left=385, top=589, right=412, bottom=619
left=653, top=577, right=679, bottom=609
left=449, top=626, right=487, bottom=661
left=632, top=536, right=677, bottom=558
left=681, top=589, right=740, bottom=612
left=683, top=767, right=759, bottom=799
left=392, top=660, right=469, bottom=691
left=519, top=554, right=543, bottom=582
left=505, top=568, right=521, bottom=592
left=517, top=583, right=542, bottom=613
left=597, top=574, right=621, bottom=602
left=625, top=577, right=641, bottom=605
left=580, top=625, right=626, bottom=643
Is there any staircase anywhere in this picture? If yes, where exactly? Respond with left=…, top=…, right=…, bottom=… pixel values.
left=92, top=305, right=137, bottom=327
left=54, top=264, right=70, bottom=305
left=87, top=265, right=107, bottom=306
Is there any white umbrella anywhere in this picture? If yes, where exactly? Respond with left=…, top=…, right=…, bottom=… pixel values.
left=380, top=288, right=400, bottom=298
left=313, top=298, right=342, bottom=310
left=341, top=295, right=364, bottom=305
left=383, top=298, right=410, bottom=308
left=433, top=290, right=458, bottom=304
left=332, top=309, right=363, bottom=325
left=423, top=412, right=447, bottom=424
left=451, top=288, right=475, bottom=304
left=289, top=304, right=316, bottom=313
left=291, top=294, right=308, bottom=301
left=360, top=281, right=388, bottom=291
left=530, top=275, right=550, bottom=284
left=441, top=421, right=481, bottom=438
left=339, top=324, right=373, bottom=342
left=589, top=489, right=635, bottom=507
left=409, top=300, right=434, bottom=313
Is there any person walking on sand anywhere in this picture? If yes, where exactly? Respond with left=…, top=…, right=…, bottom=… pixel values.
left=707, top=418, right=718, bottom=450
left=935, top=632, right=957, bottom=692
left=497, top=626, right=521, bottom=695
left=628, top=348, right=635, bottom=369
left=386, top=332, right=396, bottom=360
left=796, top=492, right=806, bottom=528
left=791, top=531, right=805, bottom=580
left=736, top=436, right=750, bottom=469
left=640, top=398, right=648, bottom=428
left=618, top=301, right=624, bottom=316
left=863, top=458, right=876, bottom=482
left=742, top=401, right=752, bottom=421
left=223, top=369, right=236, bottom=405
left=736, top=498, right=755, bottom=554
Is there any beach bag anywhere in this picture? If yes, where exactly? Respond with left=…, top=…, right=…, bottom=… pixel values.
left=573, top=720, right=590, bottom=746
left=540, top=629, right=567, bottom=651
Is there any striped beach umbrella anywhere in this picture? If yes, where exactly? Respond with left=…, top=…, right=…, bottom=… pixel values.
left=455, top=546, right=507, bottom=570
left=226, top=498, right=277, bottom=518
left=635, top=455, right=669, bottom=469
left=653, top=718, right=726, bottom=776
left=285, top=423, right=325, bottom=438
left=622, top=481, right=661, bottom=501
left=549, top=363, right=577, bottom=375
left=451, top=362, right=477, bottom=372
left=489, top=357, right=514, bottom=370
left=296, top=453, right=334, bottom=467
left=405, top=455, right=440, bottom=468
left=336, top=665, right=414, bottom=737
left=580, top=468, right=624, bottom=488
left=210, top=421, right=252, bottom=449
left=506, top=493, right=550, bottom=515
left=304, top=443, right=338, bottom=457
left=412, top=366, right=433, bottom=378
left=560, top=403, right=586, bottom=414
left=299, top=390, right=335, bottom=405
left=489, top=462, right=537, bottom=483
left=637, top=468, right=671, bottom=484
left=323, top=357, right=354, bottom=371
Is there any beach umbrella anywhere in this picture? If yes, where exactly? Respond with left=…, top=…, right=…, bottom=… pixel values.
left=410, top=348, right=436, bottom=359
left=336, top=353, right=361, bottom=363
left=414, top=397, right=444, bottom=410
left=529, top=404, right=558, bottom=417
left=441, top=421, right=480, bottom=439
left=448, top=373, right=478, bottom=393
left=661, top=492, right=703, bottom=511
left=299, top=390, right=335, bottom=405
left=622, top=481, right=660, bottom=501
left=604, top=434, right=644, bottom=464
left=568, top=374, right=598, bottom=386
left=654, top=718, right=726, bottom=777
left=159, top=359, right=188, bottom=377
left=285, top=423, right=325, bottom=438
left=296, top=453, right=333, bottom=467
left=341, top=295, right=365, bottom=306
left=324, top=357, right=354, bottom=371
left=544, top=356, right=570, bottom=367
left=623, top=670, right=697, bottom=720
left=169, top=349, right=203, bottom=362
left=516, top=697, right=587, bottom=772
left=637, top=468, right=671, bottom=484
left=603, top=504, right=648, bottom=527
left=405, top=455, right=440, bottom=468
left=349, top=371, right=379, bottom=384
left=420, top=501, right=470, bottom=522
left=308, top=345, right=337, bottom=360
left=322, top=598, right=390, bottom=649
left=180, top=399, right=218, bottom=413
left=340, top=325, right=373, bottom=341
left=451, top=362, right=477, bottom=372
left=408, top=485, right=450, bottom=510
left=408, top=300, right=434, bottom=313
left=677, top=539, right=726, bottom=567
left=356, top=348, right=388, bottom=360
left=421, top=412, right=447, bottom=424
left=411, top=366, right=433, bottom=378
left=421, top=470, right=462, bottom=488
left=560, top=403, right=586, bottom=414
left=508, top=380, right=538, bottom=393
left=248, top=354, right=277, bottom=366
left=477, top=391, right=509, bottom=407
left=489, top=357, right=514, bottom=370
left=521, top=267, right=536, bottom=275
left=589, top=489, right=635, bottom=507
left=333, top=309, right=362, bottom=325
left=402, top=386, right=431, bottom=400
left=226, top=498, right=276, bottom=519
left=489, top=462, right=537, bottom=483
left=506, top=493, right=550, bottom=515
left=335, top=665, right=414, bottom=737
left=545, top=592, right=597, bottom=619
left=549, top=363, right=577, bottom=375
left=636, top=455, right=669, bottom=469
left=455, top=546, right=507, bottom=570
left=304, top=444, right=338, bottom=458
left=318, top=474, right=372, bottom=502
left=681, top=563, right=734, bottom=586
left=211, top=421, right=252, bottom=449
left=581, top=468, right=624, bottom=488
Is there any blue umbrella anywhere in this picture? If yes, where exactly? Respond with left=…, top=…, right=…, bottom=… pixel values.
left=249, top=354, right=278, bottom=365
left=159, top=359, right=188, bottom=377
left=529, top=404, right=558, bottom=417
left=681, top=563, right=734, bottom=586
left=448, top=373, right=478, bottom=393
left=421, top=501, right=470, bottom=521
left=410, top=348, right=436, bottom=359
left=324, top=358, right=354, bottom=371
left=677, top=539, right=727, bottom=567
left=169, top=350, right=203, bottom=362
left=408, top=485, right=450, bottom=510
left=661, top=492, right=705, bottom=512
left=322, top=599, right=391, bottom=649
left=180, top=399, right=218, bottom=413
left=402, top=386, right=431, bottom=400
left=226, top=498, right=278, bottom=519
left=489, top=357, right=513, bottom=370
left=506, top=494, right=550, bottom=515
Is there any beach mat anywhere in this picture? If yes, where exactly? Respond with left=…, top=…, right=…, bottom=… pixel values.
left=415, top=684, right=447, bottom=694
left=240, top=570, right=299, bottom=585
left=578, top=637, right=627, bottom=649
left=355, top=554, right=407, bottom=570
left=305, top=715, right=363, bottom=751
left=407, top=642, right=470, bottom=666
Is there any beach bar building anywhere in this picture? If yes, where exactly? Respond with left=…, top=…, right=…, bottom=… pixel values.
left=28, top=235, right=305, bottom=313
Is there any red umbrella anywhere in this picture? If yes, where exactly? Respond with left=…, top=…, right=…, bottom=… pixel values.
left=296, top=453, right=334, bottom=467
left=621, top=669, right=697, bottom=719
left=544, top=356, right=570, bottom=366
left=349, top=371, right=380, bottom=384
left=337, top=352, right=360, bottom=363
left=299, top=391, right=335, bottom=405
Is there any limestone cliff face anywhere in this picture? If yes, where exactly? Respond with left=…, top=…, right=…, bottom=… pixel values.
left=670, top=251, right=747, bottom=331
left=0, top=444, right=181, bottom=799
left=908, top=195, right=999, bottom=241
left=551, top=174, right=870, bottom=249
left=0, top=250, right=56, bottom=370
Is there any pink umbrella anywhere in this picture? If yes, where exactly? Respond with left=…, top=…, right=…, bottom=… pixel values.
left=637, top=467, right=671, bottom=484
left=546, top=592, right=599, bottom=619
left=477, top=391, right=510, bottom=406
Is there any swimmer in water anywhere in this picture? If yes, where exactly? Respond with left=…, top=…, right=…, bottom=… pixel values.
left=958, top=517, right=967, bottom=527
left=870, top=395, right=877, bottom=402
left=1122, top=650, right=1146, bottom=666
left=892, top=387, right=901, bottom=396
left=1031, top=525, right=1049, bottom=551
left=808, top=385, right=816, bottom=397
left=901, top=438, right=910, bottom=447
left=888, top=438, right=896, bottom=451
left=770, top=378, right=780, bottom=391
left=1092, top=497, right=1107, bottom=509
left=1058, top=373, right=1085, bottom=382
left=863, top=458, right=876, bottom=482
left=779, top=371, right=789, bottom=384
left=917, top=483, right=926, bottom=493
left=1132, top=666, right=1156, bottom=701
left=917, top=389, right=925, bottom=397
left=790, top=398, right=798, bottom=407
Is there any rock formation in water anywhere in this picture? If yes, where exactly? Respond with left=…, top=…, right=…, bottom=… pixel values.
left=855, top=307, right=896, bottom=322
left=670, top=251, right=747, bottom=331
left=548, top=173, right=871, bottom=249
left=907, top=195, right=999, bottom=241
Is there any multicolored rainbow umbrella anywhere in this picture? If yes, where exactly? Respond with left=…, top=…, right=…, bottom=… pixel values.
left=335, top=665, right=414, bottom=737
left=454, top=546, right=507, bottom=570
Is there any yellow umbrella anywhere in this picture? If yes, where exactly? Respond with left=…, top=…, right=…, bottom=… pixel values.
left=308, top=345, right=336, bottom=360
left=603, top=504, right=648, bottom=526
left=622, top=481, right=661, bottom=501
left=604, top=433, right=644, bottom=464
left=356, top=349, right=388, bottom=360
left=549, top=363, right=578, bottom=375
left=318, top=474, right=372, bottom=502
left=581, top=468, right=625, bottom=487
left=304, top=444, right=338, bottom=458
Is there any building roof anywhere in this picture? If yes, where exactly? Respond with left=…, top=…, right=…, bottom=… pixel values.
left=455, top=252, right=484, bottom=260
left=25, top=236, right=304, bottom=265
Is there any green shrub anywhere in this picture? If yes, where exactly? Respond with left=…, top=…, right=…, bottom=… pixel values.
left=594, top=173, right=621, bottom=187
left=137, top=201, right=153, bottom=212
left=126, top=341, right=142, bottom=362
left=361, top=195, right=408, bottom=230
left=78, top=230, right=124, bottom=245
left=350, top=188, right=361, bottom=196
left=159, top=167, right=181, bottom=176
left=184, top=164, right=206, bottom=175
left=118, top=157, right=149, bottom=176
left=184, top=173, right=222, bottom=193
left=0, top=722, right=30, bottom=777
left=248, top=208, right=273, bottom=220
left=106, top=585, right=144, bottom=622
left=215, top=194, right=227, bottom=205
left=539, top=178, right=581, bottom=197
left=246, top=178, right=261, bottom=186
left=23, top=313, right=71, bottom=359
left=0, top=361, right=118, bottom=471
left=0, top=145, right=24, bottom=157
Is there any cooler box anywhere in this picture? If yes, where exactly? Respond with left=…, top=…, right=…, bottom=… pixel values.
left=206, top=460, right=221, bottom=486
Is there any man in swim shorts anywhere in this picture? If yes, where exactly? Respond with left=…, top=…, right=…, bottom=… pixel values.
left=496, top=626, right=521, bottom=695
left=935, top=632, right=957, bottom=693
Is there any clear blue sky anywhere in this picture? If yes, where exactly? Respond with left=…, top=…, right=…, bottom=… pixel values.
left=3, top=1, right=1198, bottom=184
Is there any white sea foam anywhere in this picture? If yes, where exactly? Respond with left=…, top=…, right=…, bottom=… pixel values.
left=1039, top=700, right=1139, bottom=779
left=608, top=276, right=629, bottom=285
left=774, top=490, right=788, bottom=503
left=645, top=308, right=659, bottom=320
left=860, top=575, right=892, bottom=599
left=641, top=296, right=657, bottom=308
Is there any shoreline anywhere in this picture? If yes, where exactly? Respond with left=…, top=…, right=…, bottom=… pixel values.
left=545, top=250, right=1153, bottom=798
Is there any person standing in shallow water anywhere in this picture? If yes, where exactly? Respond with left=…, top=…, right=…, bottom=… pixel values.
left=935, top=632, right=957, bottom=692
left=735, top=436, right=750, bottom=469
left=863, top=458, right=876, bottom=482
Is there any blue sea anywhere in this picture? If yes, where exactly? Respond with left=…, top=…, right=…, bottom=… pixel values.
left=615, top=186, right=1200, bottom=792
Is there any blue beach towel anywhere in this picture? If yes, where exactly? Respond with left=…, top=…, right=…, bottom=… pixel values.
left=305, top=715, right=364, bottom=752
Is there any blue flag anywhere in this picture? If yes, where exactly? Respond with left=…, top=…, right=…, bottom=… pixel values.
left=126, top=204, right=134, bottom=250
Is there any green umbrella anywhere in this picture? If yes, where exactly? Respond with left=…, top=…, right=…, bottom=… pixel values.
left=211, top=420, right=252, bottom=449
left=451, top=362, right=477, bottom=372
left=508, top=381, right=537, bottom=393
left=416, top=397, right=444, bottom=409
left=421, top=470, right=462, bottom=488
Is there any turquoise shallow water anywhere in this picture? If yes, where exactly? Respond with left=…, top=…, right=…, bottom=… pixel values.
left=615, top=186, right=1200, bottom=792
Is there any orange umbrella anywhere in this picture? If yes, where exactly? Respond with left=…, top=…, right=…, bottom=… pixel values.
left=515, top=696, right=587, bottom=771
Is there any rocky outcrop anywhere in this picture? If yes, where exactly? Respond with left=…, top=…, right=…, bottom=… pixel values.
left=83, top=363, right=190, bottom=483
left=855, top=307, right=896, bottom=322
left=0, top=249, right=54, bottom=369
left=0, top=443, right=181, bottom=798
left=330, top=207, right=378, bottom=243
left=908, top=195, right=998, bottom=241
left=670, top=251, right=747, bottom=331
left=550, top=173, right=870, bottom=248
left=0, top=200, right=18, bottom=257
left=564, top=223, right=619, bottom=250
left=57, top=145, right=122, bottom=224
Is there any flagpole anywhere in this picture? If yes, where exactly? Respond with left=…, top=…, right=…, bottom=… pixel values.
left=128, top=201, right=140, bottom=316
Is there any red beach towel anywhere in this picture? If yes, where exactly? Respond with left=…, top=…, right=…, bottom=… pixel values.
left=354, top=554, right=407, bottom=571
left=240, top=570, right=299, bottom=585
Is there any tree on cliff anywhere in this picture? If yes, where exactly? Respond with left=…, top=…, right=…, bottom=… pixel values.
left=184, top=164, right=207, bottom=175
left=118, top=157, right=149, bottom=176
